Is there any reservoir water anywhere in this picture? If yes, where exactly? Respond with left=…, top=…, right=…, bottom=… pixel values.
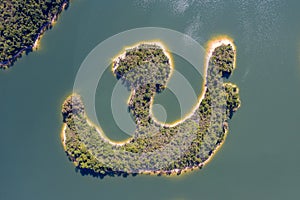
left=1, top=0, right=300, bottom=199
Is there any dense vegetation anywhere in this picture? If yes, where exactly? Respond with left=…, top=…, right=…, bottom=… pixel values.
left=0, top=0, right=69, bottom=69
left=61, top=43, right=240, bottom=178
left=113, top=44, right=171, bottom=127
left=210, top=44, right=235, bottom=78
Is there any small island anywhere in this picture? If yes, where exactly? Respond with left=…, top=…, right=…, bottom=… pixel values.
left=0, top=0, right=69, bottom=69
left=61, top=39, right=241, bottom=177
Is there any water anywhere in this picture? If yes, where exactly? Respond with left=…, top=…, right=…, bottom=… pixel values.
left=1, top=0, right=300, bottom=199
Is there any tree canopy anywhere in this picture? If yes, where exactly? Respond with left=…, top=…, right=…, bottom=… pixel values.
left=61, top=42, right=241, bottom=178
left=0, top=0, right=69, bottom=69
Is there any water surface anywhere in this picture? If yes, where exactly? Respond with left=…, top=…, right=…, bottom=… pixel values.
left=1, top=1, right=300, bottom=200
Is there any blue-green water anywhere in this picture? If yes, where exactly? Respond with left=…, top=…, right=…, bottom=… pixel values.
left=1, top=0, right=300, bottom=199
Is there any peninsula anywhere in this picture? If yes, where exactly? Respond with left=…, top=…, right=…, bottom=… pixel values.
left=61, top=39, right=241, bottom=177
left=0, top=0, right=69, bottom=69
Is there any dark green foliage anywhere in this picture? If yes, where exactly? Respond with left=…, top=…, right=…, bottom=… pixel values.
left=0, top=0, right=69, bottom=69
left=61, top=43, right=241, bottom=177
left=114, top=44, right=171, bottom=127
left=210, top=44, right=235, bottom=78
left=62, top=94, right=85, bottom=122
left=224, top=83, right=240, bottom=118
left=114, top=44, right=170, bottom=89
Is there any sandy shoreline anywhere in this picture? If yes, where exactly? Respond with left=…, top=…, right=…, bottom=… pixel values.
left=85, top=118, right=132, bottom=146
left=0, top=1, right=68, bottom=67
left=112, top=41, right=174, bottom=73
left=139, top=37, right=236, bottom=176
left=32, top=1, right=68, bottom=51
left=60, top=123, right=67, bottom=150
left=150, top=37, right=236, bottom=128
left=61, top=36, right=237, bottom=176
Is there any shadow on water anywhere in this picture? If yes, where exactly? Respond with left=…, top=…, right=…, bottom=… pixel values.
left=75, top=167, right=139, bottom=179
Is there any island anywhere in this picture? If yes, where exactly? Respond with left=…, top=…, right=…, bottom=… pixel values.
left=0, top=0, right=69, bottom=69
left=60, top=39, right=241, bottom=178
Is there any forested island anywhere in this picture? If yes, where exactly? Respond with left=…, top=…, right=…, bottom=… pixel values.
left=0, top=0, right=69, bottom=69
left=61, top=40, right=241, bottom=178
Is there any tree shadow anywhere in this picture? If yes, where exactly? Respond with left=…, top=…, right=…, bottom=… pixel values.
left=222, top=71, right=231, bottom=79
left=75, top=167, right=138, bottom=179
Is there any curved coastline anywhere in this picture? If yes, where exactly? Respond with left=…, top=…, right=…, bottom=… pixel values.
left=61, top=36, right=240, bottom=176
left=135, top=37, right=237, bottom=176
left=149, top=36, right=236, bottom=128
left=0, top=0, right=69, bottom=69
